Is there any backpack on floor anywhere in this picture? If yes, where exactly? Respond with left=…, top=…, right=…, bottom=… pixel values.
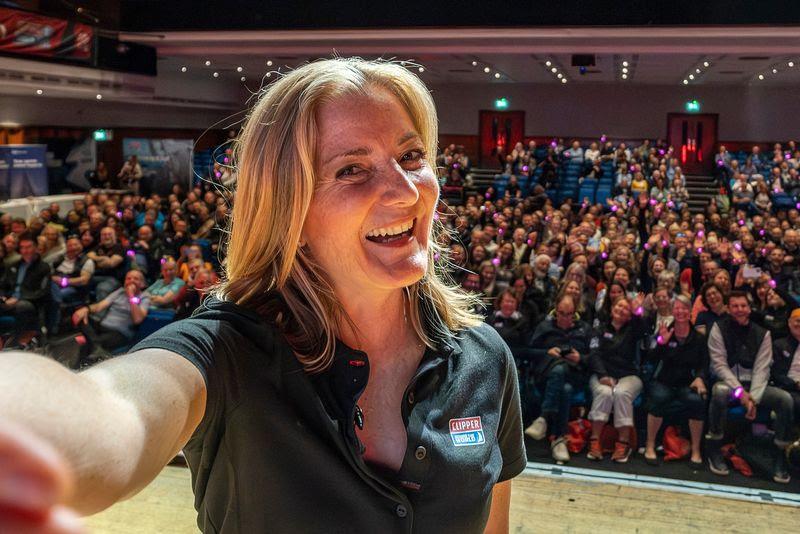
left=566, top=418, right=592, bottom=453
left=662, top=425, right=690, bottom=461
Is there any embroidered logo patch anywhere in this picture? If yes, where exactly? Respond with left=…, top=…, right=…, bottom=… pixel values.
left=449, top=417, right=485, bottom=446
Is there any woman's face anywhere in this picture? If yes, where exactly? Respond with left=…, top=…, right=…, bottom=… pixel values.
left=481, top=265, right=496, bottom=282
left=767, top=289, right=785, bottom=308
left=302, top=88, right=438, bottom=296
left=499, top=294, right=517, bottom=316
left=565, top=280, right=581, bottom=300
left=673, top=301, right=690, bottom=323
left=472, top=246, right=486, bottom=263
left=603, top=260, right=617, bottom=280
left=611, top=298, right=632, bottom=323
left=613, top=268, right=630, bottom=286
left=705, top=287, right=722, bottom=309
left=654, top=289, right=670, bottom=309
left=609, top=284, right=624, bottom=303
left=713, top=270, right=730, bottom=291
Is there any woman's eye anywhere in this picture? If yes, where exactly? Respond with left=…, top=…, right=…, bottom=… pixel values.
left=401, top=149, right=426, bottom=163
left=336, top=165, right=361, bottom=178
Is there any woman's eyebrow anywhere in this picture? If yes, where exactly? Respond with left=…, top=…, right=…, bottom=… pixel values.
left=323, top=147, right=371, bottom=166
left=397, top=131, right=421, bottom=145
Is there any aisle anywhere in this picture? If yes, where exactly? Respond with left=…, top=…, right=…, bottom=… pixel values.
left=85, top=464, right=799, bottom=533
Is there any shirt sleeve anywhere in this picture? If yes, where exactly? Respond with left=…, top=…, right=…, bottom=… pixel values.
left=708, top=323, right=742, bottom=391
left=749, top=331, right=772, bottom=404
left=496, top=343, right=527, bottom=483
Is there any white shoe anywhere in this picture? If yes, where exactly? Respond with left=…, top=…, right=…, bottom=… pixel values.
left=524, top=416, right=547, bottom=440
left=551, top=437, right=570, bottom=463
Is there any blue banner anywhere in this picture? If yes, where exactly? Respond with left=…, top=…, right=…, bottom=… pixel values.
left=0, top=144, right=48, bottom=200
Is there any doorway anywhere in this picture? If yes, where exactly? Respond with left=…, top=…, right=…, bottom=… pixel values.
left=479, top=110, right=525, bottom=168
left=666, top=113, right=718, bottom=175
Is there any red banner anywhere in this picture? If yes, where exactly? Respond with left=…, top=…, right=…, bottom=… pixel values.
left=0, top=7, right=94, bottom=62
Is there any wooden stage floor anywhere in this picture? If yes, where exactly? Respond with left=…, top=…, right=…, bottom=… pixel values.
left=85, top=465, right=798, bottom=533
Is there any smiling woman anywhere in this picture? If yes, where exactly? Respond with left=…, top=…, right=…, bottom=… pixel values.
left=0, top=57, right=525, bottom=534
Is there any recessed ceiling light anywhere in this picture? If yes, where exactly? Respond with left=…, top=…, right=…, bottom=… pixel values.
left=772, top=68, right=778, bottom=73
left=418, top=67, right=424, bottom=73
left=622, top=67, right=628, bottom=73
left=557, top=73, right=563, bottom=78
left=213, top=72, right=219, bottom=78
left=682, top=79, right=689, bottom=85
left=545, top=60, right=552, bottom=66
left=35, top=89, right=43, bottom=95
left=561, top=78, right=567, bottom=83
left=96, top=94, right=102, bottom=100
left=266, top=72, right=272, bottom=78
left=240, top=76, right=246, bottom=82
left=494, top=72, right=501, bottom=78
left=703, top=61, right=710, bottom=67
left=688, top=74, right=694, bottom=79
left=622, top=74, right=628, bottom=79
left=550, top=67, right=557, bottom=73
left=236, top=66, right=243, bottom=72
left=266, top=60, right=273, bottom=66
left=471, top=61, right=477, bottom=66
left=758, top=74, right=765, bottom=80
left=695, top=68, right=701, bottom=73
left=204, top=60, right=211, bottom=66
left=789, top=61, right=795, bottom=67
left=622, top=61, right=629, bottom=67
left=483, top=67, right=490, bottom=73
left=180, top=66, right=187, bottom=72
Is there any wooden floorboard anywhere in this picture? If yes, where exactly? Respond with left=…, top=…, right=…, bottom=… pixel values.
left=84, top=465, right=798, bottom=533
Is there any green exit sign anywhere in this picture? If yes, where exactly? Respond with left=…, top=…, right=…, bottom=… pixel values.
left=685, top=100, right=700, bottom=113
left=93, top=129, right=113, bottom=141
left=494, top=97, right=509, bottom=110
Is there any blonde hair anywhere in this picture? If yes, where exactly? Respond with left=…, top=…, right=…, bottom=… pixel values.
left=216, top=57, right=482, bottom=373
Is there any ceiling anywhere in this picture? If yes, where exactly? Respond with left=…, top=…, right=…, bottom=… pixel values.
left=129, top=26, right=800, bottom=87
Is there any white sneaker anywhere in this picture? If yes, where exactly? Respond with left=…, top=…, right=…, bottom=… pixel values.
left=551, top=437, right=570, bottom=464
left=524, top=416, right=547, bottom=440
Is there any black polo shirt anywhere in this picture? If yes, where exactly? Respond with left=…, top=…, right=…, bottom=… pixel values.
left=132, top=296, right=526, bottom=533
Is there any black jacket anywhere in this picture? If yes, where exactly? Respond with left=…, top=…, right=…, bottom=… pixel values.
left=648, top=324, right=708, bottom=387
left=528, top=316, right=592, bottom=377
left=0, top=256, right=51, bottom=303
left=589, top=316, right=648, bottom=379
left=771, top=336, right=800, bottom=392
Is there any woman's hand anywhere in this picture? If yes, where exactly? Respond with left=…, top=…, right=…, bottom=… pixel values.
left=71, top=307, right=89, bottom=327
left=689, top=377, right=707, bottom=397
left=546, top=347, right=562, bottom=358
left=0, top=419, right=85, bottom=533
left=658, top=322, right=673, bottom=345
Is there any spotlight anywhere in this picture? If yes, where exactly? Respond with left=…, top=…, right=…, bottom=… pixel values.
left=180, top=66, right=187, bottom=72
left=622, top=61, right=629, bottom=67
left=561, top=78, right=567, bottom=83
left=689, top=74, right=694, bottom=79
left=758, top=74, right=765, bottom=80
left=483, top=66, right=490, bottom=73
left=35, top=89, right=43, bottom=95
left=96, top=94, right=102, bottom=100
left=494, top=72, right=501, bottom=78
left=240, top=76, right=246, bottom=82
left=213, top=72, right=219, bottom=78
left=789, top=61, right=795, bottom=67
left=772, top=68, right=778, bottom=73
left=579, top=66, right=587, bottom=75
left=471, top=61, right=477, bottom=66
left=683, top=79, right=689, bottom=84
left=204, top=60, right=211, bottom=66
left=622, top=74, right=627, bottom=79
left=266, top=72, right=272, bottom=78
left=703, top=61, right=710, bottom=67
left=266, top=60, right=273, bottom=66
left=418, top=67, right=424, bottom=73
left=695, top=68, right=701, bottom=73
left=557, top=73, right=563, bottom=78
left=622, top=67, right=628, bottom=73
left=236, top=66, right=243, bottom=72
left=545, top=60, right=552, bottom=66
left=550, top=67, right=557, bottom=73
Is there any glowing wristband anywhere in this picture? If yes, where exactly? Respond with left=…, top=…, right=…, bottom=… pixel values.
left=129, top=296, right=141, bottom=305
left=61, top=277, right=69, bottom=288
left=733, top=386, right=744, bottom=399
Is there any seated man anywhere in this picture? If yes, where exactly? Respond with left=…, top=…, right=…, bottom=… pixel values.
left=174, top=267, right=214, bottom=320
left=526, top=294, right=592, bottom=464
left=771, top=309, right=800, bottom=424
left=145, top=257, right=184, bottom=312
left=86, top=226, right=125, bottom=300
left=49, top=235, right=95, bottom=333
left=71, top=269, right=150, bottom=363
left=0, top=233, right=51, bottom=348
left=707, top=290, right=795, bottom=483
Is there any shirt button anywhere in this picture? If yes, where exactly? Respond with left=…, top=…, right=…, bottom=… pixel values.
left=395, top=504, right=407, bottom=518
left=415, top=446, right=427, bottom=460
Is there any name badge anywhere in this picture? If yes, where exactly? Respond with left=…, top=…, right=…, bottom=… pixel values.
left=668, top=342, right=677, bottom=348
left=449, top=417, right=485, bottom=447
left=603, top=332, right=614, bottom=339
left=765, top=315, right=774, bottom=321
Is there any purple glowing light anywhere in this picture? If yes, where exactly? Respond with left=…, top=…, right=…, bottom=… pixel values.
left=734, top=242, right=742, bottom=251
left=667, top=200, right=675, bottom=208
left=215, top=171, right=222, bottom=178
left=522, top=165, right=529, bottom=172
left=527, top=239, right=533, bottom=246
left=601, top=252, right=609, bottom=259
left=662, top=240, right=668, bottom=247
left=697, top=247, right=704, bottom=253
left=658, top=149, right=665, bottom=155
left=697, top=230, right=705, bottom=238
left=126, top=249, right=135, bottom=257
left=634, top=306, right=644, bottom=316
left=498, top=228, right=505, bottom=235
left=160, top=258, right=166, bottom=265
left=433, top=211, right=440, bottom=220
left=550, top=140, right=557, bottom=148
left=769, top=279, right=777, bottom=288
left=485, top=192, right=491, bottom=199
left=733, top=386, right=744, bottom=399
left=453, top=163, right=460, bottom=169
left=761, top=248, right=767, bottom=256
left=491, top=257, right=501, bottom=266
left=434, top=253, right=440, bottom=261
left=611, top=205, right=619, bottom=212
left=600, top=135, right=607, bottom=143
left=60, top=277, right=68, bottom=288
left=759, top=229, right=766, bottom=236
left=657, top=335, right=664, bottom=345
left=649, top=199, right=658, bottom=206
left=116, top=211, right=122, bottom=218
left=738, top=219, right=745, bottom=226
left=717, top=160, right=724, bottom=167
left=223, top=157, right=230, bottom=164
left=129, top=296, right=141, bottom=305
left=644, top=243, right=651, bottom=250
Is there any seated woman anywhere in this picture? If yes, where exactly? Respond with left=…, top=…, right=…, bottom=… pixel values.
left=586, top=294, right=646, bottom=463
left=527, top=294, right=592, bottom=464
left=145, top=257, right=185, bottom=312
left=486, top=290, right=529, bottom=352
left=644, top=295, right=708, bottom=466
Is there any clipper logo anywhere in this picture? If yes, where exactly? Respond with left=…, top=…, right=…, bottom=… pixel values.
left=449, top=417, right=485, bottom=446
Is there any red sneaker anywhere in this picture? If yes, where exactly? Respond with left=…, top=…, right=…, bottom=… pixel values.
left=586, top=437, right=603, bottom=461
left=612, top=441, right=632, bottom=463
